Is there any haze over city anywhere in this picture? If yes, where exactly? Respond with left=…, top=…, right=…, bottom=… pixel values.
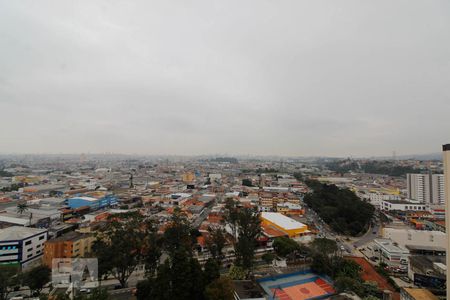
left=1, top=0, right=449, bottom=156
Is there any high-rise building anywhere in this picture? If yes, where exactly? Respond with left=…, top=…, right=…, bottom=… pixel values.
left=407, top=173, right=445, bottom=204
left=442, top=144, right=450, bottom=300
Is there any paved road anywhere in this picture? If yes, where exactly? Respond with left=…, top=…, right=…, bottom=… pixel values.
left=304, top=205, right=379, bottom=255
left=192, top=193, right=222, bottom=228
left=353, top=223, right=380, bottom=248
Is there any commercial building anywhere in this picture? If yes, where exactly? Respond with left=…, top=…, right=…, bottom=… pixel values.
left=383, top=228, right=446, bottom=250
left=0, top=226, right=48, bottom=268
left=67, top=193, right=118, bottom=210
left=43, top=231, right=94, bottom=267
left=380, top=200, right=426, bottom=212
left=409, top=255, right=446, bottom=292
left=363, top=192, right=400, bottom=207
left=260, top=212, right=310, bottom=241
left=373, top=238, right=409, bottom=263
left=276, top=202, right=304, bottom=215
left=407, top=173, right=445, bottom=205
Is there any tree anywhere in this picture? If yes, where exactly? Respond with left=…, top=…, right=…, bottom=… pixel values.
left=261, top=253, right=275, bottom=265
left=93, top=212, right=156, bottom=288
left=142, top=221, right=162, bottom=277
left=22, top=265, right=51, bottom=296
left=137, top=210, right=207, bottom=300
left=223, top=199, right=239, bottom=241
left=311, top=253, right=333, bottom=276
left=0, top=265, right=20, bottom=300
left=228, top=265, right=246, bottom=280
left=272, top=237, right=300, bottom=258
left=163, top=209, right=194, bottom=256
left=203, top=259, right=220, bottom=285
left=205, top=226, right=226, bottom=262
left=310, top=238, right=338, bottom=255
left=204, top=277, right=234, bottom=300
left=224, top=200, right=261, bottom=271
left=242, top=179, right=253, bottom=187
left=16, top=202, right=29, bottom=215
left=334, top=276, right=365, bottom=296
left=293, top=172, right=303, bottom=181
left=304, top=181, right=374, bottom=236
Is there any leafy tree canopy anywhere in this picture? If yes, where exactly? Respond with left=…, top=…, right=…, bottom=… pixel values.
left=304, top=181, right=374, bottom=236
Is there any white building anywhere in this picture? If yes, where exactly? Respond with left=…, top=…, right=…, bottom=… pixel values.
left=374, top=238, right=409, bottom=263
left=0, top=226, right=48, bottom=269
left=363, top=192, right=401, bottom=207
left=407, top=173, right=445, bottom=205
left=383, top=228, right=446, bottom=250
left=381, top=200, right=426, bottom=212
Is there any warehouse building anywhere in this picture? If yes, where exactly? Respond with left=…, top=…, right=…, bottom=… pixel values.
left=67, top=193, right=117, bottom=210
left=260, top=212, right=310, bottom=242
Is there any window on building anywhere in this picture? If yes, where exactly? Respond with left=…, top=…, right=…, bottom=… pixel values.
left=27, top=254, right=32, bottom=258
left=27, top=248, right=33, bottom=252
left=25, top=240, right=31, bottom=246
left=39, top=235, right=45, bottom=240
left=430, top=235, right=434, bottom=242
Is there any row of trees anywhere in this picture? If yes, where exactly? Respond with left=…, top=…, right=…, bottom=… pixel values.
left=267, top=236, right=380, bottom=299
left=0, top=264, right=51, bottom=300
left=308, top=238, right=381, bottom=299
left=304, top=180, right=374, bottom=236
left=92, top=199, right=261, bottom=300
left=325, top=159, right=418, bottom=177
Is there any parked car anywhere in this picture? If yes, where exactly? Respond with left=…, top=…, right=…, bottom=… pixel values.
left=400, top=276, right=411, bottom=283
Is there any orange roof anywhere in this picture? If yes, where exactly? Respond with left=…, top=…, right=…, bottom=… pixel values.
left=261, top=224, right=287, bottom=238
left=95, top=212, right=110, bottom=221
left=197, top=235, right=206, bottom=247
left=435, top=220, right=445, bottom=226
left=65, top=218, right=81, bottom=223
left=199, top=222, right=210, bottom=232
left=207, top=213, right=223, bottom=223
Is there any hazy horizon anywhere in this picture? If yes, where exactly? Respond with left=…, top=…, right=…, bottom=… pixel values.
left=1, top=1, right=449, bottom=157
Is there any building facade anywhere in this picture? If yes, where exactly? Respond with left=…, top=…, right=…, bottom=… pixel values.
left=43, top=231, right=94, bottom=267
left=67, top=194, right=118, bottom=209
left=260, top=212, right=310, bottom=241
left=407, top=173, right=445, bottom=205
left=0, top=226, right=48, bottom=269
left=381, top=200, right=426, bottom=212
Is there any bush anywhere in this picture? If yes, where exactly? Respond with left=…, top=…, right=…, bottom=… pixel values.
left=228, top=265, right=246, bottom=280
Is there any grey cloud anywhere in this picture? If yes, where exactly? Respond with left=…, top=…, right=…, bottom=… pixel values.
left=0, top=0, right=449, bottom=156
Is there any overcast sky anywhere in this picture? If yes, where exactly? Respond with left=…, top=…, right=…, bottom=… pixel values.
left=0, top=1, right=449, bottom=157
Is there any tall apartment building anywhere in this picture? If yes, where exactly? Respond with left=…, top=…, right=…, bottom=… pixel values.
left=443, top=144, right=450, bottom=300
left=407, top=173, right=445, bottom=204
